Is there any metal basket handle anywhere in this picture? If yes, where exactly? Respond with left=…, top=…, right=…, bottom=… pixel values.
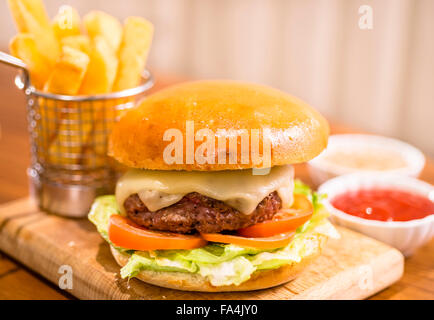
left=0, top=51, right=31, bottom=90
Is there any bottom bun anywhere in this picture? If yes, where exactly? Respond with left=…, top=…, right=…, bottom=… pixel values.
left=110, top=235, right=327, bottom=292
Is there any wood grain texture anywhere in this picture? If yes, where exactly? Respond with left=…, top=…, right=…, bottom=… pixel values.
left=0, top=197, right=404, bottom=300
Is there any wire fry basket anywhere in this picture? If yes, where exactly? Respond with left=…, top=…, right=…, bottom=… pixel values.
left=1, top=52, right=154, bottom=217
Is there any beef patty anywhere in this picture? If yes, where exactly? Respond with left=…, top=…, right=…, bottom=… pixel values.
left=124, top=192, right=282, bottom=234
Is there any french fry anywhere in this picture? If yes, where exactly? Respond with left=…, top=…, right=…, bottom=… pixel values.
left=83, top=98, right=131, bottom=167
left=44, top=46, right=89, bottom=95
left=112, top=17, right=153, bottom=91
left=52, top=5, right=81, bottom=40
left=83, top=11, right=123, bottom=53
left=8, top=0, right=50, bottom=29
left=79, top=36, right=118, bottom=94
left=9, top=33, right=50, bottom=89
left=78, top=36, right=118, bottom=166
left=80, top=13, right=122, bottom=165
left=60, top=35, right=91, bottom=55
left=7, top=0, right=60, bottom=66
left=44, top=47, right=90, bottom=165
left=79, top=99, right=107, bottom=167
left=47, top=98, right=94, bottom=166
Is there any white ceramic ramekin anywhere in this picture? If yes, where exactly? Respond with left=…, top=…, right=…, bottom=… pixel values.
left=308, top=134, right=426, bottom=186
left=318, top=172, right=434, bottom=256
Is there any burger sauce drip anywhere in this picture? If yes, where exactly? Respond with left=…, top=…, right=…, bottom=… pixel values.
left=331, top=189, right=434, bottom=222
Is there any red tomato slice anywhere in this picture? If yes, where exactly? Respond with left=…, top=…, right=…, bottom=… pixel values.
left=108, top=215, right=207, bottom=250
left=200, top=231, right=295, bottom=249
left=237, top=194, right=313, bottom=238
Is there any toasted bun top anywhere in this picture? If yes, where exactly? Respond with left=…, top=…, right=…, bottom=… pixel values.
left=109, top=80, right=329, bottom=170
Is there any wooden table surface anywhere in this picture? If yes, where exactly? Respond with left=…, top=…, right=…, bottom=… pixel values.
left=0, top=66, right=433, bottom=300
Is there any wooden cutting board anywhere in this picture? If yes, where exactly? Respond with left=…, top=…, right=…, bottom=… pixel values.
left=0, top=197, right=404, bottom=300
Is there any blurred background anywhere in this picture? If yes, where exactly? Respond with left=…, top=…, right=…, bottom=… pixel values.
left=0, top=0, right=433, bottom=157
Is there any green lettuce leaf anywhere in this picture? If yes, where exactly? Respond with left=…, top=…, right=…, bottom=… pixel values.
left=197, top=256, right=256, bottom=286
left=88, top=181, right=339, bottom=287
left=88, top=195, right=119, bottom=243
left=120, top=251, right=198, bottom=279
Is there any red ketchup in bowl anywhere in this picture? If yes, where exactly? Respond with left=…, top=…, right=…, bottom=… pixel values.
left=331, top=189, right=434, bottom=222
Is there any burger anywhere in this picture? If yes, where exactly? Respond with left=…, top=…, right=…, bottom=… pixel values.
left=88, top=80, right=339, bottom=292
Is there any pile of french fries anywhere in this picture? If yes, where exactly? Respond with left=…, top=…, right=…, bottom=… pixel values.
left=8, top=0, right=154, bottom=167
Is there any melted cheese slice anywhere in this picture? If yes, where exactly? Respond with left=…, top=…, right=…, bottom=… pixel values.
left=116, top=165, right=294, bottom=215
